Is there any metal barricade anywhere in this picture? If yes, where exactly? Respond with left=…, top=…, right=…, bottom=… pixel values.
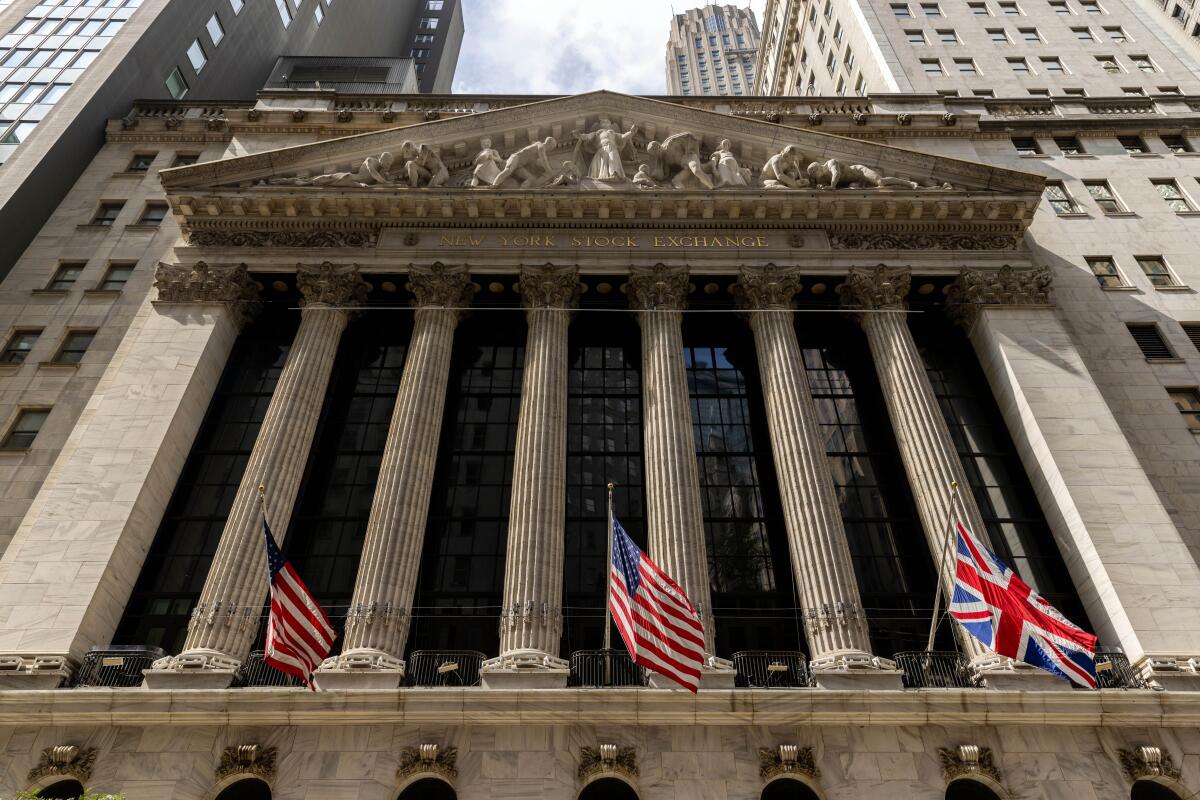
left=894, top=650, right=974, bottom=688
left=732, top=650, right=811, bottom=688
left=233, top=650, right=303, bottom=688
left=73, top=645, right=166, bottom=688
left=568, top=649, right=647, bottom=687
left=405, top=650, right=485, bottom=687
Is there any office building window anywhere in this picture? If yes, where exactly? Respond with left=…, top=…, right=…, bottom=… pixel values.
left=165, top=67, right=189, bottom=99
left=230, top=0, right=244, bottom=13
left=1182, top=323, right=1200, bottom=353
left=1043, top=182, right=1078, bottom=213
left=411, top=48, right=430, bottom=58
left=127, top=153, right=156, bottom=172
left=314, top=4, right=324, bottom=24
left=1104, top=26, right=1127, bottom=41
left=954, top=57, right=977, bottom=73
left=91, top=202, right=124, bottom=226
left=274, top=0, right=292, bottom=26
left=939, top=29, right=959, bottom=43
left=47, top=263, right=83, bottom=291
left=0, top=331, right=39, bottom=364
left=420, top=17, right=440, bottom=28
left=1085, top=257, right=1125, bottom=287
left=922, top=2, right=942, bottom=15
left=1084, top=181, right=1124, bottom=213
left=186, top=39, right=207, bottom=73
left=1041, top=56, right=1066, bottom=72
left=138, top=203, right=169, bottom=225
left=1008, top=57, right=1031, bottom=73
left=1168, top=389, right=1200, bottom=432
left=1012, top=137, right=1042, bottom=155
left=1050, top=0, right=1072, bottom=12
left=1131, top=55, right=1156, bottom=72
left=988, top=28, right=1010, bottom=42
left=1135, top=256, right=1178, bottom=287
left=206, top=14, right=224, bottom=45
left=1080, top=0, right=1103, bottom=12
left=1020, top=27, right=1042, bottom=41
left=1162, top=135, right=1192, bottom=153
left=173, top=153, right=200, bottom=167
left=973, top=89, right=996, bottom=97
left=1127, top=323, right=1174, bottom=358
left=1027, top=88, right=1050, bottom=96
left=999, top=1, right=1022, bottom=13
left=99, top=263, right=134, bottom=291
left=1122, top=86, right=1145, bottom=95
left=427, top=0, right=445, bottom=8
left=892, top=3, right=912, bottom=16
left=415, top=34, right=435, bottom=43
left=921, top=59, right=943, bottom=74
left=1063, top=87, right=1088, bottom=96
left=1073, top=26, right=1095, bottom=40
left=2, top=409, right=48, bottom=450
left=1116, top=136, right=1146, bottom=154
left=53, top=331, right=94, bottom=365
left=969, top=1, right=991, bottom=13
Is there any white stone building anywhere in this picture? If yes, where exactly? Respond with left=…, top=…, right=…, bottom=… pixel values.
left=665, top=4, right=761, bottom=95
left=0, top=83, right=1198, bottom=800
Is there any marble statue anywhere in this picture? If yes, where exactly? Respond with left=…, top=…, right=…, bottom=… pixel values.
left=487, top=136, right=559, bottom=189
left=470, top=137, right=505, bottom=187
left=644, top=132, right=714, bottom=190
left=805, top=158, right=921, bottom=190
left=399, top=141, right=449, bottom=188
left=267, top=152, right=398, bottom=187
left=572, top=118, right=639, bottom=181
left=632, top=163, right=659, bottom=189
left=761, top=145, right=808, bottom=189
left=709, top=139, right=748, bottom=188
left=547, top=160, right=581, bottom=188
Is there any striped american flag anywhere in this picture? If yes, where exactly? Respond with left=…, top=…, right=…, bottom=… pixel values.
left=609, top=514, right=706, bottom=692
left=263, top=518, right=336, bottom=690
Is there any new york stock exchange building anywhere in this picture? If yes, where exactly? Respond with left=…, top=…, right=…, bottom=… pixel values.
left=2, top=87, right=1200, bottom=800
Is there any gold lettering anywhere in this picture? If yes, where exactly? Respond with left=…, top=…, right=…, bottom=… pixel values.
left=654, top=236, right=666, bottom=247
left=757, top=235, right=768, bottom=247
left=571, top=235, right=584, bottom=247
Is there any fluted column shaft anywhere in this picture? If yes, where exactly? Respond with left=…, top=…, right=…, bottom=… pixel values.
left=495, top=266, right=578, bottom=664
left=843, top=266, right=987, bottom=660
left=333, top=265, right=473, bottom=669
left=173, top=263, right=367, bottom=669
left=629, top=266, right=715, bottom=655
left=736, top=269, right=876, bottom=666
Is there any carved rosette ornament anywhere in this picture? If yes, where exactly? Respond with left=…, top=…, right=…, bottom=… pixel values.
left=627, top=264, right=690, bottom=312
left=938, top=745, right=1003, bottom=786
left=758, top=745, right=819, bottom=781
left=578, top=745, right=638, bottom=783
left=517, top=264, right=581, bottom=310
left=154, top=261, right=261, bottom=329
left=406, top=262, right=476, bottom=310
left=397, top=744, right=458, bottom=782
left=838, top=266, right=912, bottom=312
left=1119, top=747, right=1182, bottom=783
left=27, top=745, right=98, bottom=783
left=297, top=262, right=370, bottom=310
left=733, top=265, right=804, bottom=310
left=216, top=744, right=277, bottom=782
left=945, top=266, right=1054, bottom=326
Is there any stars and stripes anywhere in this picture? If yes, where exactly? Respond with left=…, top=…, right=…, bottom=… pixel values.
left=948, top=518, right=1098, bottom=688
left=263, top=517, right=335, bottom=690
left=608, top=513, right=706, bottom=692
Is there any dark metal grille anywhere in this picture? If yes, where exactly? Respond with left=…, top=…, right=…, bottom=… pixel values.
left=894, top=650, right=974, bottom=688
left=233, top=650, right=302, bottom=688
left=1180, top=323, right=1200, bottom=355
left=406, top=650, right=485, bottom=687
left=73, top=646, right=165, bottom=688
left=1127, top=323, right=1175, bottom=360
left=732, top=650, right=811, bottom=688
left=568, top=649, right=647, bottom=687
left=1095, top=647, right=1149, bottom=689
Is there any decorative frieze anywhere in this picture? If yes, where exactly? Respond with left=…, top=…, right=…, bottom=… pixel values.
left=297, top=262, right=370, bottom=308
left=758, top=745, right=818, bottom=781
left=1119, top=746, right=1182, bottom=783
left=28, top=745, right=98, bottom=783
left=939, top=745, right=1003, bottom=785
left=829, top=232, right=1022, bottom=250
left=838, top=265, right=911, bottom=311
left=187, top=229, right=377, bottom=248
left=627, top=263, right=690, bottom=311
left=216, top=744, right=277, bottom=782
left=153, top=261, right=261, bottom=328
left=579, top=745, right=638, bottom=783
left=397, top=744, right=457, bottom=782
left=946, top=266, right=1053, bottom=326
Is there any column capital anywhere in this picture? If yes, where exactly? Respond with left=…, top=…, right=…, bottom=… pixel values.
left=517, top=264, right=580, bottom=311
left=406, top=262, right=476, bottom=309
left=945, top=266, right=1054, bottom=326
left=153, top=261, right=261, bottom=328
left=733, top=265, right=803, bottom=311
left=297, top=262, right=369, bottom=309
left=839, top=266, right=911, bottom=312
left=628, top=264, right=689, bottom=311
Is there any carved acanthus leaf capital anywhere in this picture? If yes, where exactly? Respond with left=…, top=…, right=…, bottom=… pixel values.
left=945, top=266, right=1053, bottom=326
left=28, top=745, right=98, bottom=783
left=938, top=745, right=1003, bottom=786
left=397, top=744, right=457, bottom=782
left=154, top=261, right=261, bottom=328
left=406, top=263, right=475, bottom=310
left=579, top=744, right=638, bottom=783
left=1119, top=747, right=1182, bottom=783
left=628, top=264, right=690, bottom=311
left=518, top=264, right=580, bottom=311
left=758, top=745, right=818, bottom=782
left=734, top=265, right=803, bottom=311
left=297, top=262, right=369, bottom=309
left=839, top=266, right=911, bottom=311
left=216, top=744, right=277, bottom=782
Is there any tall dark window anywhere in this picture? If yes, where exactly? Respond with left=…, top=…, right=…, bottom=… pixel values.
left=683, top=314, right=801, bottom=656
left=913, top=313, right=1090, bottom=629
left=798, top=317, right=942, bottom=655
left=562, top=306, right=645, bottom=656
left=408, top=310, right=525, bottom=656
left=113, top=308, right=297, bottom=652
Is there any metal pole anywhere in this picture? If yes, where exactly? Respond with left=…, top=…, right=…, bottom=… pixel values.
left=604, top=483, right=616, bottom=685
left=926, top=481, right=960, bottom=652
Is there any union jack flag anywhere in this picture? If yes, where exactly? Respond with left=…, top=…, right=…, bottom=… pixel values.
left=949, top=518, right=1098, bottom=688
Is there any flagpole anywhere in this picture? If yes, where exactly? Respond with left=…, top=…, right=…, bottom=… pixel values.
left=926, top=481, right=961, bottom=652
left=604, top=483, right=617, bottom=686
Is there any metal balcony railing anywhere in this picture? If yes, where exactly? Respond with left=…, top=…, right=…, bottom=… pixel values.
left=894, top=650, right=975, bottom=688
left=732, top=651, right=811, bottom=688
left=405, top=650, right=484, bottom=687
left=568, top=649, right=648, bottom=687
left=72, top=645, right=166, bottom=688
left=1094, top=647, right=1149, bottom=690
left=233, top=650, right=302, bottom=688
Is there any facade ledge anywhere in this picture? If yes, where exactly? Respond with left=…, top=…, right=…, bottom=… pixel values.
left=0, top=449, right=30, bottom=457
left=1063, top=154, right=1098, bottom=159
left=35, top=361, right=79, bottom=374
left=1154, top=284, right=1194, bottom=292
left=110, top=171, right=147, bottom=179
left=1146, top=357, right=1187, bottom=364
left=1129, top=152, right=1164, bottom=158
left=1173, top=211, right=1200, bottom=218
left=1103, top=212, right=1140, bottom=218
left=0, top=364, right=20, bottom=375
left=82, top=289, right=122, bottom=298
left=122, top=224, right=163, bottom=233
left=1018, top=153, right=1052, bottom=160
left=74, top=224, right=118, bottom=232
left=1101, top=285, right=1140, bottom=292
left=1175, top=152, right=1200, bottom=157
left=1055, top=212, right=1091, bottom=219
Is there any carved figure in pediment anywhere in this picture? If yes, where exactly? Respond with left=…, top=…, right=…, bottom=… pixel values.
left=806, top=158, right=921, bottom=190
left=547, top=160, right=581, bottom=188
left=709, top=139, right=749, bottom=188
left=761, top=145, right=809, bottom=189
left=632, top=164, right=659, bottom=189
left=400, top=141, right=449, bottom=188
left=271, top=152, right=398, bottom=187
left=572, top=118, right=639, bottom=181
left=470, top=137, right=505, bottom=187
left=488, top=136, right=559, bottom=188
left=645, top=132, right=714, bottom=190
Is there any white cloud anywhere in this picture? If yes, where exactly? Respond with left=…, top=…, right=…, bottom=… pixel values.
left=452, top=0, right=767, bottom=95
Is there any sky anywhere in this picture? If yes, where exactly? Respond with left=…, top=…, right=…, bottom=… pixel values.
left=451, top=0, right=769, bottom=95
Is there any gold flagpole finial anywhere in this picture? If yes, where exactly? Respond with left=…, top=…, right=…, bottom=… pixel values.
left=607, top=482, right=616, bottom=491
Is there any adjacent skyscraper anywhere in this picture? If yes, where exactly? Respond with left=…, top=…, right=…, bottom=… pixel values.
left=665, top=4, right=760, bottom=95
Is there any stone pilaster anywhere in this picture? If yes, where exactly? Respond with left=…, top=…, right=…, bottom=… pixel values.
left=154, top=261, right=261, bottom=328
left=482, top=265, right=579, bottom=688
left=316, top=264, right=474, bottom=690
left=735, top=268, right=898, bottom=687
left=945, top=265, right=1054, bottom=327
left=144, top=262, right=367, bottom=689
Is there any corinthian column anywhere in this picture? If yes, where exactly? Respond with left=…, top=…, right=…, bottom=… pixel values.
left=144, top=262, right=367, bottom=689
left=481, top=265, right=578, bottom=689
left=316, top=264, right=474, bottom=690
left=735, top=268, right=900, bottom=688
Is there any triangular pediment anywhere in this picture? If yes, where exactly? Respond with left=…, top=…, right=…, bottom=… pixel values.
left=160, top=90, right=1043, bottom=197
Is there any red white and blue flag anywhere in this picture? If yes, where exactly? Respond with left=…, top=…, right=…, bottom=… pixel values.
left=609, top=514, right=706, bottom=692
left=263, top=519, right=336, bottom=690
left=948, top=518, right=1098, bottom=688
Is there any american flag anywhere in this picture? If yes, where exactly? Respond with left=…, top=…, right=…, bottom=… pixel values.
left=949, top=518, right=1098, bottom=688
left=263, top=518, right=336, bottom=690
left=609, top=514, right=706, bottom=692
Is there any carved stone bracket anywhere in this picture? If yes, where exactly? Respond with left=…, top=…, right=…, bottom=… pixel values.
left=297, top=262, right=369, bottom=309
left=579, top=744, right=638, bottom=783
left=939, top=745, right=1003, bottom=786
left=628, top=264, right=689, bottom=311
left=517, top=264, right=581, bottom=310
left=1119, top=746, right=1182, bottom=783
left=154, top=261, right=261, bottom=329
left=216, top=744, right=277, bottom=782
left=407, top=262, right=476, bottom=310
left=28, top=745, right=98, bottom=784
left=839, top=266, right=911, bottom=311
left=187, top=229, right=377, bottom=248
left=758, top=745, right=818, bottom=782
left=397, top=744, right=458, bottom=782
left=734, top=265, right=803, bottom=310
left=829, top=233, right=1022, bottom=250
left=945, top=266, right=1053, bottom=326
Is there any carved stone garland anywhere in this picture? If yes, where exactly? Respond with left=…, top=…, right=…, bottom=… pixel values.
left=829, top=232, right=1023, bottom=251
left=938, top=745, right=1003, bottom=786
left=397, top=744, right=458, bottom=782
left=578, top=745, right=638, bottom=783
left=187, top=229, right=378, bottom=248
left=154, top=261, right=261, bottom=329
left=1119, top=746, right=1182, bottom=783
left=28, top=745, right=98, bottom=784
left=216, top=744, right=277, bottom=782
left=758, top=745, right=819, bottom=782
left=945, top=265, right=1054, bottom=326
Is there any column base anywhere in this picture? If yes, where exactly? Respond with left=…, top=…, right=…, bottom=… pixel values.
left=480, top=650, right=570, bottom=689
left=810, top=652, right=903, bottom=690
left=0, top=655, right=73, bottom=690
left=971, top=655, right=1068, bottom=691
left=314, top=649, right=405, bottom=690
left=142, top=649, right=240, bottom=690
left=1135, top=654, right=1200, bottom=691
left=647, top=656, right=737, bottom=690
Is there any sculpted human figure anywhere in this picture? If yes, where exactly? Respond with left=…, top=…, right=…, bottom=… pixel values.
left=547, top=160, right=580, bottom=188
left=761, top=145, right=808, bottom=189
left=806, top=158, right=921, bottom=190
left=470, top=137, right=505, bottom=187
left=632, top=163, right=659, bottom=189
left=488, top=136, right=559, bottom=188
left=272, top=152, right=397, bottom=187
left=572, top=118, right=639, bottom=181
left=709, top=139, right=748, bottom=188
left=400, top=141, right=449, bottom=188
left=645, top=132, right=714, bottom=189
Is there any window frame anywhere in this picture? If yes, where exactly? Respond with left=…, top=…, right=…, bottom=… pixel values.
left=1134, top=255, right=1181, bottom=287
left=52, top=330, right=96, bottom=365
left=1167, top=388, right=1200, bottom=432
left=1, top=408, right=49, bottom=451
left=1083, top=180, right=1126, bottom=214
left=1084, top=256, right=1127, bottom=288
left=0, top=330, right=40, bottom=364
